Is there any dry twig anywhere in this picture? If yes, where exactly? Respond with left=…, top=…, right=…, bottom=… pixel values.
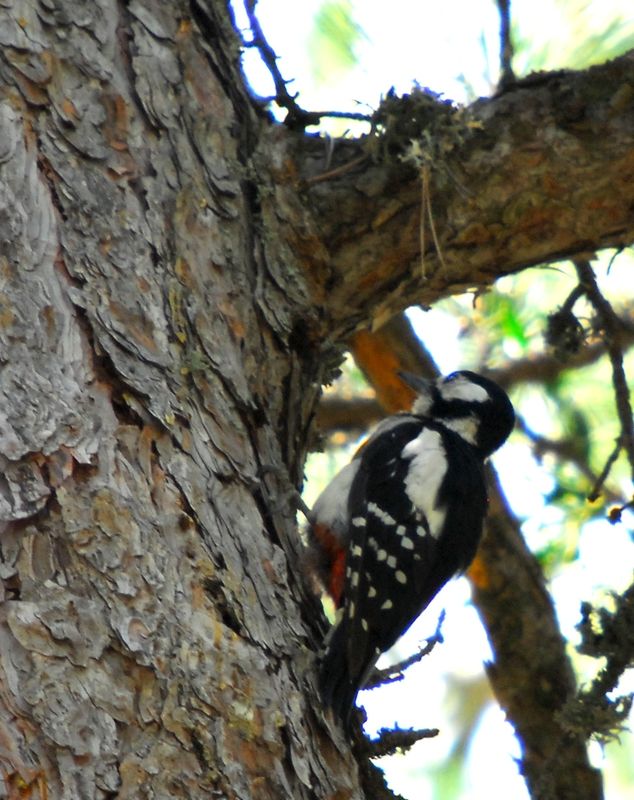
left=575, top=259, right=634, bottom=492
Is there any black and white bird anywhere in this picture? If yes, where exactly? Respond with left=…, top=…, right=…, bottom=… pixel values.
left=308, top=369, right=515, bottom=726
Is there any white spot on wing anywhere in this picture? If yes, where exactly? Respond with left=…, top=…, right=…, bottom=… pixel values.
left=368, top=502, right=397, bottom=526
left=387, top=555, right=397, bottom=568
left=395, top=570, right=407, bottom=584
left=368, top=585, right=377, bottom=598
left=381, top=599, right=393, bottom=610
left=401, top=429, right=447, bottom=537
left=401, top=537, right=414, bottom=550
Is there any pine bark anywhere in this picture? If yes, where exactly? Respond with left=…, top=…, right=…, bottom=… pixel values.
left=0, top=2, right=350, bottom=797
left=0, top=2, right=631, bottom=798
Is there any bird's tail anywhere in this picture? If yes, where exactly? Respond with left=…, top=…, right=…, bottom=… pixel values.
left=319, top=620, right=358, bottom=728
left=319, top=616, right=382, bottom=731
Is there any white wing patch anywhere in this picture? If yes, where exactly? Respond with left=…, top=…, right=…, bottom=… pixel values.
left=401, top=428, right=447, bottom=537
left=311, top=460, right=359, bottom=534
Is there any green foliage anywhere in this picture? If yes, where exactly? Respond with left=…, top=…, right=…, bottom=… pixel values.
left=511, top=0, right=634, bottom=75
left=480, top=292, right=530, bottom=352
left=308, top=0, right=366, bottom=85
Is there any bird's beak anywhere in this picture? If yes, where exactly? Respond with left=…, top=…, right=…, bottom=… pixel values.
left=398, top=371, right=433, bottom=394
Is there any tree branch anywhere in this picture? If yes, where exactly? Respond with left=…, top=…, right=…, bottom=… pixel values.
left=365, top=611, right=445, bottom=690
left=559, top=581, right=634, bottom=743
left=472, top=472, right=603, bottom=800
left=284, top=51, right=634, bottom=338
left=574, top=259, right=634, bottom=483
left=366, top=726, right=439, bottom=759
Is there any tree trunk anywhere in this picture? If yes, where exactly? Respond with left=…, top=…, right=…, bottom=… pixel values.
left=0, top=3, right=631, bottom=799
left=0, top=2, right=352, bottom=797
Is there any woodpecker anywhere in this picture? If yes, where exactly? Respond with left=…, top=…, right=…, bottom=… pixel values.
left=309, top=369, right=514, bottom=727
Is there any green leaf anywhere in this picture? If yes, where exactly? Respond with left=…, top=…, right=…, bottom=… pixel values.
left=308, top=0, right=367, bottom=85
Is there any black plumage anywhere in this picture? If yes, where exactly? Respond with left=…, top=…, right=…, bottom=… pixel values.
left=312, top=370, right=515, bottom=727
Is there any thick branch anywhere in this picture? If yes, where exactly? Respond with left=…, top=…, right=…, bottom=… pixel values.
left=472, top=473, right=603, bottom=800
left=286, top=51, right=634, bottom=338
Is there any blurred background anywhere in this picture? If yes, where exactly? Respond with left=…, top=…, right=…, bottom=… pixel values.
left=231, top=2, right=634, bottom=797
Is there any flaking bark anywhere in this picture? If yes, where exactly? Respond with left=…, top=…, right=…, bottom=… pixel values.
left=0, top=2, right=631, bottom=798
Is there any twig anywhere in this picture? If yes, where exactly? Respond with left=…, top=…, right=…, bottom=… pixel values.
left=496, top=0, right=515, bottom=89
left=518, top=418, right=623, bottom=505
left=305, top=110, right=372, bottom=122
left=575, top=259, right=634, bottom=483
left=242, top=1, right=371, bottom=130
left=559, top=582, right=634, bottom=742
left=561, top=284, right=585, bottom=314
left=588, top=439, right=622, bottom=503
left=314, top=309, right=634, bottom=436
left=366, top=726, right=439, bottom=758
left=305, top=154, right=369, bottom=185
left=364, top=611, right=445, bottom=689
left=243, top=0, right=320, bottom=128
left=419, top=165, right=448, bottom=277
left=419, top=166, right=427, bottom=276
left=494, top=313, right=634, bottom=387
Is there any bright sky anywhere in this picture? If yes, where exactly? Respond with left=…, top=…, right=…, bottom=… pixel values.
left=232, top=2, right=634, bottom=797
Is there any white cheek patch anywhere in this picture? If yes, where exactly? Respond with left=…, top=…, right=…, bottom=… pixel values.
left=442, top=414, right=478, bottom=445
left=401, top=429, right=447, bottom=537
left=440, top=377, right=489, bottom=404
left=411, top=393, right=433, bottom=415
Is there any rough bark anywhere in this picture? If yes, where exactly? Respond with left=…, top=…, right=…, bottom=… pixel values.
left=0, top=2, right=353, bottom=798
left=0, top=2, right=631, bottom=799
left=292, top=52, right=634, bottom=336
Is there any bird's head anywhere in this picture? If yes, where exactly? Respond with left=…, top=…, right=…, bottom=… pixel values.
left=400, top=369, right=515, bottom=457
